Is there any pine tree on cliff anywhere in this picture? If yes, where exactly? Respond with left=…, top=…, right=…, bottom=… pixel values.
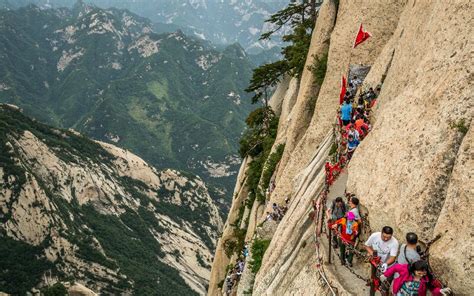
left=242, top=1, right=319, bottom=158
left=245, top=0, right=319, bottom=105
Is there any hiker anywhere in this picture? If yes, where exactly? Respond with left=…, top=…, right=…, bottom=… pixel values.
left=357, top=95, right=365, bottom=110
left=397, top=232, right=421, bottom=265
left=381, top=260, right=452, bottom=296
left=271, top=203, right=281, bottom=220
left=283, top=196, right=290, bottom=213
left=348, top=124, right=360, bottom=141
left=327, top=197, right=347, bottom=248
left=237, top=259, right=245, bottom=275
left=354, top=115, right=370, bottom=138
left=365, top=87, right=377, bottom=105
left=225, top=275, right=233, bottom=294
left=327, top=196, right=347, bottom=221
left=270, top=180, right=276, bottom=192
left=348, top=82, right=357, bottom=97
left=346, top=134, right=359, bottom=159
left=375, top=85, right=382, bottom=96
left=347, top=196, right=361, bottom=221
left=340, top=99, right=353, bottom=126
left=272, top=203, right=278, bottom=212
left=264, top=211, right=273, bottom=222
left=351, top=76, right=362, bottom=88
left=365, top=226, right=399, bottom=272
left=332, top=211, right=359, bottom=267
left=242, top=242, right=249, bottom=258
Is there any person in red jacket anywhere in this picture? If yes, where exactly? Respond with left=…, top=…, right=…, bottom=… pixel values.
left=381, top=260, right=452, bottom=296
left=332, top=211, right=359, bottom=266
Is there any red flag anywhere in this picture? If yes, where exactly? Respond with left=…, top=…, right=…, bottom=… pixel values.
left=339, top=75, right=347, bottom=105
left=353, top=24, right=372, bottom=48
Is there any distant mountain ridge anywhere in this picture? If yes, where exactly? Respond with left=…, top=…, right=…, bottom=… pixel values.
left=0, top=2, right=256, bottom=204
left=1, top=0, right=289, bottom=54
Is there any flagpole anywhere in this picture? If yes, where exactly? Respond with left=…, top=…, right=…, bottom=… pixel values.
left=347, top=24, right=360, bottom=80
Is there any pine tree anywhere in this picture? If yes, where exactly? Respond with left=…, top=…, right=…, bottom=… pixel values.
left=240, top=1, right=321, bottom=158
left=246, top=0, right=321, bottom=106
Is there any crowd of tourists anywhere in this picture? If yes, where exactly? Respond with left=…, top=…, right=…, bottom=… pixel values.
left=224, top=242, right=249, bottom=295
left=223, top=186, right=287, bottom=294
left=323, top=75, right=453, bottom=295
left=339, top=76, right=381, bottom=159
left=327, top=193, right=452, bottom=295
left=264, top=198, right=290, bottom=223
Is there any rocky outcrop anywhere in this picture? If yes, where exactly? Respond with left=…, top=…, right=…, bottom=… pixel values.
left=208, top=156, right=250, bottom=296
left=210, top=0, right=473, bottom=294
left=272, top=0, right=404, bottom=206
left=0, top=104, right=222, bottom=295
left=68, top=283, right=98, bottom=296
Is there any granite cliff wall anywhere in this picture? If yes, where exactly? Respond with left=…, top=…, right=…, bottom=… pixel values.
left=209, top=0, right=473, bottom=294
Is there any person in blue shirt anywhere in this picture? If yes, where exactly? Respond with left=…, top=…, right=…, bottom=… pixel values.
left=340, top=99, right=353, bottom=126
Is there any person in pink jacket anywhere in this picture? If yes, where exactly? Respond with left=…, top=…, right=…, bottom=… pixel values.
left=381, top=260, right=452, bottom=296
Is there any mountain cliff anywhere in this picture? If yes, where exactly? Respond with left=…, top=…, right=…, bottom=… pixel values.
left=0, top=3, right=255, bottom=204
left=0, top=104, right=222, bottom=295
left=209, top=0, right=473, bottom=295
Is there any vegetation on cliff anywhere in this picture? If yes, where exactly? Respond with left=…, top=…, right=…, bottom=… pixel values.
left=249, top=239, right=271, bottom=274
left=0, top=105, right=219, bottom=294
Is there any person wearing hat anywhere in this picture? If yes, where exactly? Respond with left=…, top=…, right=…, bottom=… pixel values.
left=332, top=211, right=359, bottom=266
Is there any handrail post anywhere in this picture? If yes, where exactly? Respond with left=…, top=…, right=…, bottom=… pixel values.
left=369, top=251, right=378, bottom=296
left=328, top=227, right=332, bottom=264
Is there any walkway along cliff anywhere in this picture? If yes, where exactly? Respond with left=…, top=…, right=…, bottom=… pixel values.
left=208, top=0, right=473, bottom=295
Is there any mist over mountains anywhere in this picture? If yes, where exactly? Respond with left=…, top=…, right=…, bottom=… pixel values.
left=1, top=0, right=289, bottom=54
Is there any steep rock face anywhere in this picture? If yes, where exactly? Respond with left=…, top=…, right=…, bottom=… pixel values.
left=211, top=0, right=472, bottom=295
left=272, top=0, right=404, bottom=206
left=430, top=127, right=473, bottom=293
left=347, top=0, right=473, bottom=293
left=0, top=104, right=222, bottom=295
left=207, top=156, right=250, bottom=296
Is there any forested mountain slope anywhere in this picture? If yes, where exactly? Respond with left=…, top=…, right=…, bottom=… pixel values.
left=0, top=104, right=222, bottom=295
left=0, top=2, right=255, bottom=203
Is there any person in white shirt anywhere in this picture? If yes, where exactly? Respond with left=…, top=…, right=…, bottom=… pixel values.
left=364, top=226, right=399, bottom=272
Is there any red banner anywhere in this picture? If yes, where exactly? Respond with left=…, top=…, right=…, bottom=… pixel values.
left=353, top=23, right=372, bottom=48
left=339, top=75, right=347, bottom=105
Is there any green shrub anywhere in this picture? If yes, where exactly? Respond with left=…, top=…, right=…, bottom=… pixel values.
left=196, top=252, right=210, bottom=269
left=217, top=279, right=225, bottom=289
left=0, top=235, right=54, bottom=295
left=240, top=108, right=280, bottom=207
left=41, top=283, right=68, bottom=296
left=308, top=52, right=328, bottom=86
left=223, top=227, right=247, bottom=258
left=250, top=239, right=271, bottom=274
left=450, top=118, right=469, bottom=135
left=260, top=144, right=285, bottom=193
left=79, top=205, right=197, bottom=295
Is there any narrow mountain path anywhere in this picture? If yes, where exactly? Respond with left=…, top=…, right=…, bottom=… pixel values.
left=321, top=170, right=372, bottom=295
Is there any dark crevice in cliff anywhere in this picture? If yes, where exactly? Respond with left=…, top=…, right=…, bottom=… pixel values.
left=421, top=123, right=470, bottom=238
